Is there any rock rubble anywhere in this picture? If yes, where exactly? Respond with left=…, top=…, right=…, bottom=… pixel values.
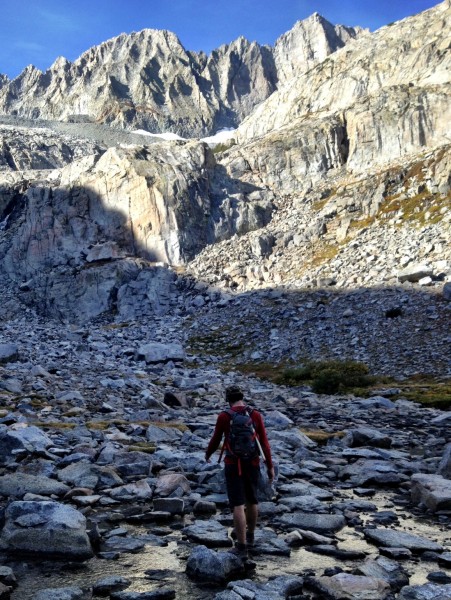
left=0, top=309, right=449, bottom=599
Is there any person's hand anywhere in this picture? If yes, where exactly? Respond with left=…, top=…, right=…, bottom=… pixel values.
left=205, top=455, right=211, bottom=463
left=267, top=466, right=275, bottom=483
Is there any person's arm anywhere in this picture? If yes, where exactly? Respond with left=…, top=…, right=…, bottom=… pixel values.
left=253, top=412, right=274, bottom=480
left=205, top=412, right=228, bottom=461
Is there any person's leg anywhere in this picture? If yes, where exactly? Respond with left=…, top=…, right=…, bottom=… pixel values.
left=225, top=463, right=247, bottom=556
left=232, top=504, right=247, bottom=545
left=246, top=504, right=258, bottom=540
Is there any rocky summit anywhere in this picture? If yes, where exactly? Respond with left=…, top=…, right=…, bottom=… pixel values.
left=0, top=2, right=450, bottom=599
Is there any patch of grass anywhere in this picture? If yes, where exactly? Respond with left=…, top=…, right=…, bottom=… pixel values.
left=147, top=421, right=189, bottom=432
left=102, top=322, right=131, bottom=329
left=300, top=428, right=345, bottom=445
left=86, top=419, right=128, bottom=430
left=377, top=190, right=450, bottom=227
left=395, top=377, right=451, bottom=410
left=187, top=328, right=245, bottom=359
left=212, top=140, right=236, bottom=154
left=348, top=215, right=376, bottom=230
left=308, top=243, right=339, bottom=268
left=275, top=360, right=373, bottom=394
left=34, top=422, right=77, bottom=430
left=127, top=442, right=156, bottom=454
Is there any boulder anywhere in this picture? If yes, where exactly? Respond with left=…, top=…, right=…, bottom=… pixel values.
left=397, top=264, right=433, bottom=283
left=364, top=528, right=443, bottom=553
left=344, top=427, right=392, bottom=449
left=0, top=425, right=53, bottom=465
left=397, top=583, right=451, bottom=600
left=154, top=473, right=191, bottom=497
left=183, top=520, right=232, bottom=548
left=0, top=501, right=93, bottom=559
left=135, top=342, right=185, bottom=364
left=309, top=573, right=391, bottom=600
left=276, top=512, right=346, bottom=534
left=186, top=545, right=243, bottom=583
left=437, top=444, right=451, bottom=479
left=0, top=344, right=18, bottom=364
left=411, top=474, right=451, bottom=512
left=0, top=473, right=69, bottom=498
left=31, top=589, right=87, bottom=600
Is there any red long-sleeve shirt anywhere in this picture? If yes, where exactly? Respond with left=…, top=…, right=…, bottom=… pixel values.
left=205, top=405, right=273, bottom=469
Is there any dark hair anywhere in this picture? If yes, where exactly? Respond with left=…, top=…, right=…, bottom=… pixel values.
left=225, top=385, right=244, bottom=404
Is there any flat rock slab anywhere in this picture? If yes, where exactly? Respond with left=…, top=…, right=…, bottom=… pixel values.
left=31, top=588, right=86, bottom=600
left=309, top=573, right=391, bottom=600
left=364, top=528, right=443, bottom=553
left=183, top=520, right=232, bottom=548
left=397, top=582, right=451, bottom=600
left=0, top=473, right=70, bottom=498
left=276, top=512, right=346, bottom=534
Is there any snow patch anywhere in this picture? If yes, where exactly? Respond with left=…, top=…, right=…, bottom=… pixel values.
left=201, top=128, right=237, bottom=147
left=133, top=129, right=186, bottom=141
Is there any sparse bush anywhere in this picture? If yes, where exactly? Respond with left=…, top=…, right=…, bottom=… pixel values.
left=212, top=140, right=236, bottom=154
left=277, top=359, right=372, bottom=394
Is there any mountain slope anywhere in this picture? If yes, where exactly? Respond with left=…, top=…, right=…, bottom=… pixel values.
left=0, top=16, right=363, bottom=136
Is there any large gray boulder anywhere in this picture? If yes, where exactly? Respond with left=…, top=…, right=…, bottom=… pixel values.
left=0, top=473, right=69, bottom=498
left=0, top=425, right=53, bottom=465
left=397, top=583, right=451, bottom=600
left=0, top=501, right=93, bottom=559
left=0, top=344, right=18, bottom=364
left=397, top=264, right=434, bottom=283
left=186, top=545, right=243, bottom=583
left=309, top=573, right=391, bottom=600
left=411, top=473, right=451, bottom=512
left=135, top=342, right=186, bottom=364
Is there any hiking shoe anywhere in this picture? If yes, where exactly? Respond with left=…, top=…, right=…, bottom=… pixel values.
left=228, top=542, right=248, bottom=560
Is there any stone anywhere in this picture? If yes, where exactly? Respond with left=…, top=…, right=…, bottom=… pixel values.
left=276, top=512, right=346, bottom=534
left=154, top=474, right=191, bottom=497
left=183, top=520, right=232, bottom=548
left=0, top=501, right=93, bottom=559
left=31, top=589, right=87, bottom=600
left=136, top=343, right=186, bottom=364
left=0, top=473, right=70, bottom=498
left=397, top=583, right=451, bottom=600
left=0, top=425, right=53, bottom=465
left=0, top=344, right=18, bottom=364
left=153, top=498, right=184, bottom=515
left=363, top=528, right=443, bottom=553
left=186, top=545, right=243, bottom=583
left=411, top=474, right=451, bottom=512
left=92, top=576, right=131, bottom=596
left=309, top=573, right=391, bottom=600
left=397, top=264, right=434, bottom=283
left=437, top=444, right=451, bottom=479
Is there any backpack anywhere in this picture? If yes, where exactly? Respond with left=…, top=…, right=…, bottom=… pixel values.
left=224, top=407, right=259, bottom=460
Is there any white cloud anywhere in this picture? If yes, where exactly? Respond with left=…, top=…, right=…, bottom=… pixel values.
left=38, top=9, right=83, bottom=32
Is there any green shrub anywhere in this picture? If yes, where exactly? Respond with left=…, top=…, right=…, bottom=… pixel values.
left=277, top=359, right=372, bottom=394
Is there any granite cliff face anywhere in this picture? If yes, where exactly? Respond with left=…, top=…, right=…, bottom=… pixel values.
left=0, top=16, right=363, bottom=136
left=189, top=1, right=450, bottom=291
left=0, top=3, right=449, bottom=324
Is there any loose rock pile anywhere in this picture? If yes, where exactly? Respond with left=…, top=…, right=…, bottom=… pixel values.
left=0, top=305, right=450, bottom=599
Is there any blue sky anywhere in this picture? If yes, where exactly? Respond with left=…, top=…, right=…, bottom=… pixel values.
left=0, top=0, right=441, bottom=79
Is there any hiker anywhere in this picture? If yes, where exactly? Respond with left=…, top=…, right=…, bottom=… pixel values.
left=205, top=385, right=274, bottom=558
